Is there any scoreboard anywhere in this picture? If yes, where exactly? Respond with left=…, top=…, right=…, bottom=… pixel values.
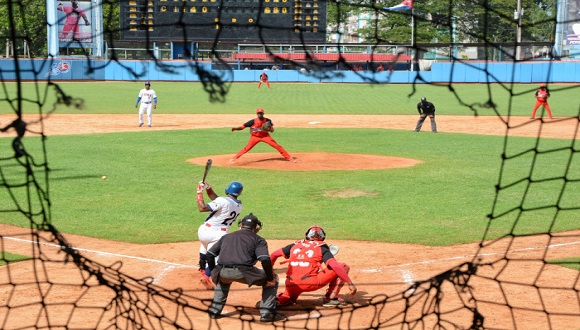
left=120, top=0, right=327, bottom=43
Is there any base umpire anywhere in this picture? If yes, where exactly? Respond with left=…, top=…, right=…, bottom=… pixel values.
left=414, top=97, right=438, bottom=133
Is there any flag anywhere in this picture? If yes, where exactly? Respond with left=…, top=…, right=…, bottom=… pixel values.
left=384, top=0, right=414, bottom=11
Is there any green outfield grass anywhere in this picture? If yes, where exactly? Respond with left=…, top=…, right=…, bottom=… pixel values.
left=547, top=257, right=580, bottom=271
left=1, top=81, right=578, bottom=117
left=0, top=128, right=577, bottom=246
left=0, top=252, right=31, bottom=266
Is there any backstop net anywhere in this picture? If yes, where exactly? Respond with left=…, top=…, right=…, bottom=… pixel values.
left=0, top=0, right=578, bottom=329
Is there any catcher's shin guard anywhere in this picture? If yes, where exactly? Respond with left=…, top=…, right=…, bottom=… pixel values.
left=325, top=263, right=350, bottom=300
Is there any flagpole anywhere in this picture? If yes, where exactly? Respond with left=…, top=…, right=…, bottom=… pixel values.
left=411, top=8, right=414, bottom=72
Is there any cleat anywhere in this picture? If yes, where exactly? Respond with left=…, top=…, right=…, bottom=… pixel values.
left=208, top=312, right=223, bottom=319
left=138, top=123, right=144, bottom=127
left=260, top=312, right=286, bottom=322
left=322, top=297, right=348, bottom=307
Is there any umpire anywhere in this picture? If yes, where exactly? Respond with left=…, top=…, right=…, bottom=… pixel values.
left=414, top=97, right=438, bottom=133
left=206, top=213, right=284, bottom=322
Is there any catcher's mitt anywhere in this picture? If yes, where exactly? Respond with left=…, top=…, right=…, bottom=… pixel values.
left=262, top=121, right=272, bottom=131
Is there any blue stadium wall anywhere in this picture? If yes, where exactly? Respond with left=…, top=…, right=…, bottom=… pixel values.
left=1, top=60, right=579, bottom=83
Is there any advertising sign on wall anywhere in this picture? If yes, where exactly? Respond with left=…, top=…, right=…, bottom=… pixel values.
left=567, top=0, right=580, bottom=44
left=57, top=0, right=95, bottom=47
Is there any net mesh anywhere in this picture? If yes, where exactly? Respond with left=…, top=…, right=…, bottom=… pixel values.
left=1, top=0, right=579, bottom=329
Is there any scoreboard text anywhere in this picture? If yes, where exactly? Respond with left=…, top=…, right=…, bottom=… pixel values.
left=120, top=0, right=327, bottom=43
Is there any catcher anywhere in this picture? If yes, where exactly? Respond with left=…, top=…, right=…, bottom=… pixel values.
left=230, top=108, right=295, bottom=162
left=270, top=225, right=357, bottom=307
left=530, top=84, right=553, bottom=119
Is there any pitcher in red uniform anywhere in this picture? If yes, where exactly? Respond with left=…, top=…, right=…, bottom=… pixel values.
left=230, top=108, right=295, bottom=162
left=270, top=225, right=357, bottom=307
left=530, top=84, right=553, bottom=119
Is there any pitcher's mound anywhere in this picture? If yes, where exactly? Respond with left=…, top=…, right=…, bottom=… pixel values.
left=188, top=153, right=421, bottom=171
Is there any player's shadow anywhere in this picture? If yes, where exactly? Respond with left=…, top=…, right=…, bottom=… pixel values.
left=255, top=157, right=288, bottom=163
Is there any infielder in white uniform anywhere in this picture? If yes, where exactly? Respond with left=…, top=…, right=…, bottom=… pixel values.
left=135, top=81, right=157, bottom=127
left=196, top=180, right=244, bottom=289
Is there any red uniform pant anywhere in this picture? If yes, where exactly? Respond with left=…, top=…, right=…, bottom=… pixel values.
left=60, top=23, right=80, bottom=39
left=233, top=135, right=292, bottom=161
left=531, top=100, right=553, bottom=119
left=277, top=263, right=349, bottom=306
left=258, top=80, right=270, bottom=89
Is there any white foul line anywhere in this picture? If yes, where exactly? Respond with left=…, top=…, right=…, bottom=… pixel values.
left=4, top=236, right=579, bottom=274
left=3, top=236, right=195, bottom=268
left=361, top=240, right=580, bottom=272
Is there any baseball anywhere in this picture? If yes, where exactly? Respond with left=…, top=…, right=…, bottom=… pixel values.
left=102, top=175, right=107, bottom=180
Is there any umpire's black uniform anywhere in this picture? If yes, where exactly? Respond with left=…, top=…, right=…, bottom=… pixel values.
left=414, top=97, right=438, bottom=133
left=207, top=214, right=283, bottom=322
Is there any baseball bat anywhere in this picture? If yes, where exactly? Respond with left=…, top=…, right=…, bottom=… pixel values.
left=202, top=159, right=212, bottom=182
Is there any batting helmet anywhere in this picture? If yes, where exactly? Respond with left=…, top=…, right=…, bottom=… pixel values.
left=305, top=225, right=326, bottom=241
left=421, top=97, right=427, bottom=102
left=225, top=181, right=243, bottom=197
left=239, top=213, right=262, bottom=232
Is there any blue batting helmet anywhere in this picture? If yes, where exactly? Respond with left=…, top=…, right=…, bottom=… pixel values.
left=225, top=181, right=243, bottom=197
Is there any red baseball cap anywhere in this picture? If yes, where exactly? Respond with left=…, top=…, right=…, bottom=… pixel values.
left=256, top=108, right=265, bottom=113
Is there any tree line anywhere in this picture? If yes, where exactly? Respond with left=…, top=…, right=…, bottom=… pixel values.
left=0, top=0, right=556, bottom=58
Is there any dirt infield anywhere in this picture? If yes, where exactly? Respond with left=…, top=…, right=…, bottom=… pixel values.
left=1, top=114, right=579, bottom=329
left=2, top=113, right=578, bottom=140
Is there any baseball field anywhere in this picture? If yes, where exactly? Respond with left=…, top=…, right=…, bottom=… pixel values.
left=0, top=82, right=578, bottom=329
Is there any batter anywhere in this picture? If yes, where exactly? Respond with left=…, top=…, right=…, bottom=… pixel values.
left=196, top=181, right=243, bottom=289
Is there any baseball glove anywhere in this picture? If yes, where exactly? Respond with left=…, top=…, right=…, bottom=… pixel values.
left=262, top=121, right=272, bottom=131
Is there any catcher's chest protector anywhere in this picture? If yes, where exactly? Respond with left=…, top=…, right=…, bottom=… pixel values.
left=286, top=240, right=325, bottom=279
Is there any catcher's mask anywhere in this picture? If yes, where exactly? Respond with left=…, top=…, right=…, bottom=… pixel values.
left=225, top=181, right=243, bottom=197
left=240, top=213, right=262, bottom=232
left=305, top=225, right=326, bottom=241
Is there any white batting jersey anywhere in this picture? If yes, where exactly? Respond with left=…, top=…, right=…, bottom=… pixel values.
left=138, top=88, right=156, bottom=103
left=205, top=196, right=242, bottom=230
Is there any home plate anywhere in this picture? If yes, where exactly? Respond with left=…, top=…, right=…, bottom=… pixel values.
left=308, top=121, right=322, bottom=125
left=287, top=310, right=322, bottom=320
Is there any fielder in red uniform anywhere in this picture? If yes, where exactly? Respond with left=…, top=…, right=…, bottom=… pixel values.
left=230, top=108, right=295, bottom=162
left=270, top=225, right=358, bottom=307
left=258, top=72, right=270, bottom=89
left=530, top=84, right=553, bottom=119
